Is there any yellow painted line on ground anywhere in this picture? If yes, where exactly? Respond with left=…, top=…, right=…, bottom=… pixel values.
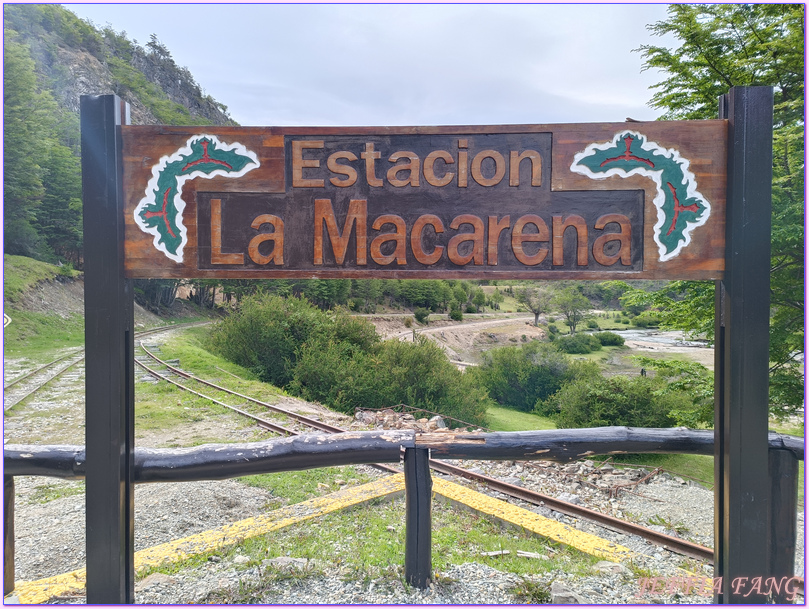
left=432, top=477, right=637, bottom=563
left=11, top=474, right=406, bottom=604
left=12, top=473, right=646, bottom=604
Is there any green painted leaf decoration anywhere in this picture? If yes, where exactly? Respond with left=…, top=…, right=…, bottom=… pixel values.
left=570, top=131, right=711, bottom=262
left=134, top=135, right=260, bottom=262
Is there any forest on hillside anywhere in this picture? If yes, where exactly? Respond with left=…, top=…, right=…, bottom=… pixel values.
left=3, top=3, right=235, bottom=266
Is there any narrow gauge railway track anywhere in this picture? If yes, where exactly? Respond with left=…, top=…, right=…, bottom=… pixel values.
left=3, top=322, right=207, bottom=412
left=139, top=342, right=715, bottom=563
left=136, top=342, right=399, bottom=475
left=3, top=350, right=85, bottom=412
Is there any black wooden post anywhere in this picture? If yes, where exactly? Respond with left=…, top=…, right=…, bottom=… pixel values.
left=714, top=86, right=773, bottom=603
left=768, top=449, right=798, bottom=603
left=4, top=476, right=14, bottom=596
left=80, top=94, right=135, bottom=603
left=404, top=447, right=432, bottom=588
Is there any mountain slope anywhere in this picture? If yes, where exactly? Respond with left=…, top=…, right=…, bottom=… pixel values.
left=3, top=4, right=235, bottom=126
left=3, top=4, right=237, bottom=266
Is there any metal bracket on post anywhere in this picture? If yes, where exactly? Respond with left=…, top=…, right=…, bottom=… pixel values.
left=80, top=95, right=135, bottom=604
left=714, top=86, right=773, bottom=603
left=4, top=476, right=14, bottom=597
left=404, top=447, right=432, bottom=588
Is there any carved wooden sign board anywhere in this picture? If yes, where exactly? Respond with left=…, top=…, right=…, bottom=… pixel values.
left=123, top=122, right=726, bottom=280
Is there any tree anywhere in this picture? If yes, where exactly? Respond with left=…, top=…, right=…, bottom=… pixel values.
left=472, top=288, right=486, bottom=313
left=515, top=285, right=553, bottom=326
left=36, top=143, right=83, bottom=265
left=3, top=31, right=56, bottom=258
left=553, top=288, right=591, bottom=334
left=489, top=288, right=505, bottom=311
left=636, top=4, right=804, bottom=418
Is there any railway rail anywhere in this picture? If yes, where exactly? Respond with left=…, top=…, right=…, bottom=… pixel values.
left=3, top=322, right=207, bottom=413
left=137, top=340, right=715, bottom=563
left=3, top=351, right=85, bottom=412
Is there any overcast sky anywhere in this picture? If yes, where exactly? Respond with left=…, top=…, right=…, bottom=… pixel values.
left=64, top=3, right=676, bottom=127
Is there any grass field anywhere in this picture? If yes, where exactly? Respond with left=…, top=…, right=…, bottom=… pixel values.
left=3, top=309, right=85, bottom=356
left=3, top=254, right=75, bottom=303
left=486, top=405, right=556, bottom=432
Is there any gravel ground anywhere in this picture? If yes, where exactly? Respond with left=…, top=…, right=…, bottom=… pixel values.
left=11, top=476, right=276, bottom=582
left=9, top=457, right=804, bottom=605
left=4, top=328, right=804, bottom=605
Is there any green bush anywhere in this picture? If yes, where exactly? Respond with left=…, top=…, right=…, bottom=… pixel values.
left=633, top=312, right=662, bottom=328
left=471, top=342, right=573, bottom=412
left=593, top=331, right=625, bottom=346
left=449, top=306, right=464, bottom=321
left=403, top=317, right=413, bottom=328
left=205, top=294, right=330, bottom=387
left=207, top=294, right=489, bottom=425
left=375, top=337, right=490, bottom=426
left=293, top=335, right=491, bottom=426
left=547, top=324, right=559, bottom=335
left=290, top=337, right=388, bottom=413
left=554, top=333, right=602, bottom=354
left=414, top=308, right=430, bottom=324
left=586, top=319, right=599, bottom=329
left=545, top=374, right=684, bottom=429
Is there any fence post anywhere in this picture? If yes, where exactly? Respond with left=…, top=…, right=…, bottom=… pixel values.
left=768, top=449, right=798, bottom=603
left=404, top=447, right=432, bottom=588
left=714, top=86, right=773, bottom=603
left=3, top=476, right=14, bottom=597
left=80, top=94, right=135, bottom=603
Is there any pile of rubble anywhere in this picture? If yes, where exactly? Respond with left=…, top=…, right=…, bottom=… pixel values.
left=351, top=408, right=452, bottom=432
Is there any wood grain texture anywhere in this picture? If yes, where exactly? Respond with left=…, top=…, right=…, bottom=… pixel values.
left=122, top=122, right=726, bottom=279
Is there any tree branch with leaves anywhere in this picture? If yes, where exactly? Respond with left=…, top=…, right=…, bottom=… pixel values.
left=635, top=3, right=804, bottom=418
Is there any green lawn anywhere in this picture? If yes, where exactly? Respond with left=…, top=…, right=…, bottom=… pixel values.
left=486, top=405, right=556, bottom=432
left=3, top=309, right=85, bottom=356
left=3, top=254, right=76, bottom=303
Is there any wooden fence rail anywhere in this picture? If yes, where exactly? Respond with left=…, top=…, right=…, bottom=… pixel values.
left=4, top=427, right=803, bottom=597
left=4, top=428, right=803, bottom=481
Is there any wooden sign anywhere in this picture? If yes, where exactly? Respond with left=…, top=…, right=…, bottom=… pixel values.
left=122, top=122, right=726, bottom=280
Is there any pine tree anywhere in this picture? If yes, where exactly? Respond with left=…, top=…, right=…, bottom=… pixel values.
left=3, top=30, right=57, bottom=257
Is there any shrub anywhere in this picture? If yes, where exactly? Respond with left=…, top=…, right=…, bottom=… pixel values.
left=449, top=306, right=464, bottom=321
left=547, top=324, right=559, bottom=335
left=593, top=331, right=625, bottom=346
left=586, top=319, right=599, bottom=329
left=633, top=312, right=662, bottom=328
left=632, top=356, right=713, bottom=427
left=292, top=336, right=490, bottom=425
left=205, top=294, right=330, bottom=387
left=554, top=333, right=602, bottom=354
left=331, top=313, right=381, bottom=352
left=208, top=294, right=490, bottom=425
left=546, top=374, right=684, bottom=429
left=375, top=337, right=490, bottom=426
left=414, top=307, right=430, bottom=324
left=403, top=317, right=413, bottom=328
left=472, top=342, right=573, bottom=412
left=290, top=337, right=389, bottom=413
